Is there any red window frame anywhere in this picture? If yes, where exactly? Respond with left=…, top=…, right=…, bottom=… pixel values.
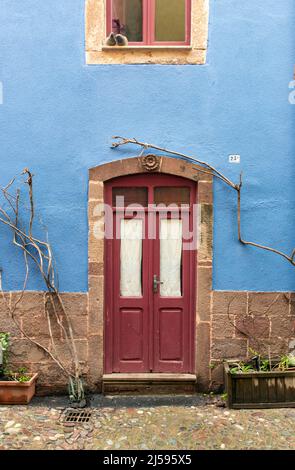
left=106, top=0, right=192, bottom=46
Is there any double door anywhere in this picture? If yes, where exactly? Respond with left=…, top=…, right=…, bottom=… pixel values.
left=104, top=173, right=196, bottom=373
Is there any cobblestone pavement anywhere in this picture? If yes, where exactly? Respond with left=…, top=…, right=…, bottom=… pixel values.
left=0, top=395, right=294, bottom=450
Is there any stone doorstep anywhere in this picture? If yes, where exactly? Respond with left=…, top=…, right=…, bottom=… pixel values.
left=103, top=373, right=197, bottom=381
left=102, top=373, right=197, bottom=395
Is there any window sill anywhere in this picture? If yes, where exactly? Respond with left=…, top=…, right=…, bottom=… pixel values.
left=102, top=45, right=193, bottom=51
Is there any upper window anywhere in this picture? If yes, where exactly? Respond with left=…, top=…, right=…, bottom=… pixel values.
left=106, top=0, right=191, bottom=46
left=85, top=0, right=209, bottom=65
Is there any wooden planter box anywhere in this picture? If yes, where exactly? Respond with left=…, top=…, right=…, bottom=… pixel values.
left=224, top=363, right=295, bottom=409
left=0, top=373, right=38, bottom=405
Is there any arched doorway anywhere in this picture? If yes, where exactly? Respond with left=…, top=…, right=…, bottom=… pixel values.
left=104, top=173, right=196, bottom=374
left=88, top=156, right=213, bottom=391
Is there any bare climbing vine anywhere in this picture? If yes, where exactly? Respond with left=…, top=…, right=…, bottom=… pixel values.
left=0, top=169, right=84, bottom=404
left=111, top=136, right=295, bottom=267
left=0, top=140, right=293, bottom=397
left=111, top=137, right=295, bottom=359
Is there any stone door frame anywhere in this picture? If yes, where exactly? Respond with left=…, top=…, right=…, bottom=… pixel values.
left=88, top=156, right=213, bottom=390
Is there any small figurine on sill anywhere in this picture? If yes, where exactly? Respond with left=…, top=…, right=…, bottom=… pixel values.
left=105, top=32, right=128, bottom=47
left=115, top=34, right=128, bottom=46
left=105, top=32, right=116, bottom=46
left=112, top=18, right=121, bottom=34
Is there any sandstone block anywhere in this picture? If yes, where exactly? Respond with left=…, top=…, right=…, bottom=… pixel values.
left=271, top=316, right=295, bottom=339
left=248, top=293, right=289, bottom=317
left=212, top=314, right=236, bottom=339
left=212, top=292, right=247, bottom=316
left=9, top=339, right=47, bottom=363
left=211, top=338, right=248, bottom=360
left=196, top=322, right=210, bottom=391
left=235, top=315, right=270, bottom=339
left=11, top=292, right=45, bottom=317
left=197, top=267, right=212, bottom=322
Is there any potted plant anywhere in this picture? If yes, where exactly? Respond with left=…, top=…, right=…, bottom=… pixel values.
left=0, top=332, right=38, bottom=405
left=224, top=351, right=295, bottom=409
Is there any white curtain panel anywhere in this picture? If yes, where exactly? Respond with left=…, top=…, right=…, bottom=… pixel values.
left=120, top=219, right=143, bottom=297
left=160, top=219, right=182, bottom=297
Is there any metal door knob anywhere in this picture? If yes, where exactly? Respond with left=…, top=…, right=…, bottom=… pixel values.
left=153, top=274, right=163, bottom=293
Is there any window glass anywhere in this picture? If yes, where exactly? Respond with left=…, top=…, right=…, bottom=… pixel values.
left=112, top=187, right=148, bottom=207
left=112, top=0, right=143, bottom=42
left=155, top=0, right=186, bottom=42
left=154, top=187, right=190, bottom=206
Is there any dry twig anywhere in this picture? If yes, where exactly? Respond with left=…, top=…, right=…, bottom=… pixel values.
left=0, top=170, right=84, bottom=402
left=111, top=136, right=295, bottom=268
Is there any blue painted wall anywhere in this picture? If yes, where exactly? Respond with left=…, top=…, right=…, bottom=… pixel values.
left=0, top=0, right=294, bottom=292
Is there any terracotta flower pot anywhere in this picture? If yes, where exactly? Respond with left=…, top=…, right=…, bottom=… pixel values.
left=0, top=373, right=38, bottom=405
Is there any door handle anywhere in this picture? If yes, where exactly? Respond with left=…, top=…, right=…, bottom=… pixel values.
left=153, top=274, right=163, bottom=294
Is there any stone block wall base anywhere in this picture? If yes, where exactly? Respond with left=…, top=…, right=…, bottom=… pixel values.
left=36, top=384, right=68, bottom=397
left=0, top=289, right=294, bottom=395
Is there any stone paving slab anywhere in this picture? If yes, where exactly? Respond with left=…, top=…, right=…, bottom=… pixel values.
left=0, top=395, right=294, bottom=450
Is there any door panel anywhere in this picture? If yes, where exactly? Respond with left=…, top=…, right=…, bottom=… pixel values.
left=159, top=309, right=183, bottom=360
left=113, top=211, right=149, bottom=372
left=153, top=211, right=191, bottom=372
left=119, top=308, right=143, bottom=360
left=104, top=173, right=196, bottom=374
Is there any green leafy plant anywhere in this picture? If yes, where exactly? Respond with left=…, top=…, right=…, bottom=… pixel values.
left=230, top=362, right=255, bottom=374
left=248, top=347, right=259, bottom=357
left=229, top=353, right=295, bottom=374
left=287, top=355, right=295, bottom=367
left=0, top=332, right=10, bottom=375
left=260, top=358, right=270, bottom=372
left=0, top=334, right=31, bottom=382
left=221, top=392, right=228, bottom=402
left=68, top=376, right=85, bottom=405
left=3, top=367, right=31, bottom=382
left=15, top=367, right=31, bottom=382
left=278, top=355, right=292, bottom=371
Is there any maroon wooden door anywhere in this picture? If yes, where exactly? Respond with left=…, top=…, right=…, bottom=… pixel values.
left=104, top=174, right=196, bottom=374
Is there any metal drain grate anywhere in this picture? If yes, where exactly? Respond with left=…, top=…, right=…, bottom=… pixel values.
left=62, top=409, right=92, bottom=424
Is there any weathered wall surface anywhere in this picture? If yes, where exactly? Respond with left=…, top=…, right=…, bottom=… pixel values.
left=1, top=290, right=294, bottom=393
left=0, top=293, right=91, bottom=394
left=209, top=292, right=295, bottom=391
left=0, top=1, right=294, bottom=292
left=0, top=1, right=294, bottom=392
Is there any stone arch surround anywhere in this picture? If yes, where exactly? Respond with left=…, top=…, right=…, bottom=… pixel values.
left=88, top=155, right=214, bottom=391
left=87, top=156, right=295, bottom=392
left=0, top=156, right=293, bottom=394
